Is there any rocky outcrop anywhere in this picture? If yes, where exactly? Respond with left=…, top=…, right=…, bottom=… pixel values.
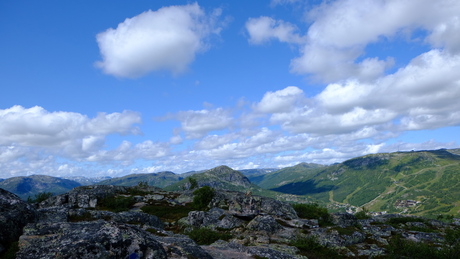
left=2, top=184, right=460, bottom=258
left=0, top=188, right=37, bottom=255
left=211, top=190, right=298, bottom=220
left=17, top=221, right=168, bottom=259
left=38, top=185, right=132, bottom=209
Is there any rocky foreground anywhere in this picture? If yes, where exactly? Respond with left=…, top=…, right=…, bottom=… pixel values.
left=1, top=185, right=460, bottom=258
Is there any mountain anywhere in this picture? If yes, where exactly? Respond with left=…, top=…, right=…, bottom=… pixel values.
left=165, top=165, right=252, bottom=191
left=0, top=175, right=81, bottom=200
left=256, top=149, right=460, bottom=217
left=238, top=168, right=278, bottom=185
left=96, top=171, right=183, bottom=188
left=63, top=176, right=112, bottom=186
left=255, top=162, right=325, bottom=188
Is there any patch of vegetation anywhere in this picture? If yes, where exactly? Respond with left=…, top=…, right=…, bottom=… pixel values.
left=188, top=177, right=198, bottom=189
left=141, top=202, right=194, bottom=222
left=331, top=226, right=360, bottom=236
left=186, top=227, right=232, bottom=245
left=192, top=186, right=214, bottom=210
left=290, top=236, right=341, bottom=258
left=445, top=227, right=460, bottom=246
left=27, top=191, right=53, bottom=203
left=355, top=207, right=371, bottom=219
left=0, top=241, right=19, bottom=259
left=292, top=203, right=332, bottom=226
left=97, top=195, right=135, bottom=212
left=387, top=216, right=425, bottom=226
left=386, top=234, right=460, bottom=259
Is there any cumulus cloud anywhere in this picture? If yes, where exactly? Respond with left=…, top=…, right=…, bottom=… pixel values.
left=255, top=86, right=305, bottom=113
left=247, top=0, right=460, bottom=82
left=96, top=3, right=222, bottom=78
left=0, top=105, right=142, bottom=163
left=0, top=106, right=141, bottom=148
left=164, top=108, right=233, bottom=139
left=246, top=17, right=304, bottom=45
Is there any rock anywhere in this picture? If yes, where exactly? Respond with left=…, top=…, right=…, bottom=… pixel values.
left=0, top=188, right=37, bottom=254
left=331, top=212, right=358, bottom=227
left=37, top=207, right=68, bottom=222
left=247, top=215, right=283, bottom=233
left=68, top=209, right=164, bottom=229
left=155, top=235, right=213, bottom=259
left=212, top=191, right=297, bottom=220
left=17, top=220, right=167, bottom=259
left=204, top=240, right=298, bottom=259
left=39, top=185, right=131, bottom=209
left=185, top=207, right=244, bottom=230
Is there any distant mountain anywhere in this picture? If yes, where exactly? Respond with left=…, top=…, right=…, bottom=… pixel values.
left=63, top=176, right=112, bottom=186
left=97, top=171, right=183, bottom=188
left=239, top=168, right=278, bottom=185
left=0, top=175, right=81, bottom=200
left=257, top=149, right=460, bottom=217
left=254, top=163, right=324, bottom=188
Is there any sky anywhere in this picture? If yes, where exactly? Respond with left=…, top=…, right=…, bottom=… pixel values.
left=1, top=0, right=460, bottom=178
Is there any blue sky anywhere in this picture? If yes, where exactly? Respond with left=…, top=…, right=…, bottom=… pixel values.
left=1, top=0, right=460, bottom=178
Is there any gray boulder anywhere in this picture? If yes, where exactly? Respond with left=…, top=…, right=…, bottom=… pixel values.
left=0, top=188, right=36, bottom=254
left=247, top=215, right=283, bottom=233
left=17, top=220, right=167, bottom=259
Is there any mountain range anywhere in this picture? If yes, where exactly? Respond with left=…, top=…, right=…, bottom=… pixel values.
left=1, top=148, right=459, bottom=218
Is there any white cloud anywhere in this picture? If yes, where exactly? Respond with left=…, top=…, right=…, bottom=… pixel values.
left=247, top=0, right=460, bottom=82
left=0, top=106, right=141, bottom=149
left=255, top=86, right=305, bottom=113
left=96, top=3, right=222, bottom=78
left=246, top=17, right=304, bottom=45
left=167, top=108, right=233, bottom=139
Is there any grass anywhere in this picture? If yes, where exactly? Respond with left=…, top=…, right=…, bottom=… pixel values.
left=290, top=236, right=341, bottom=259
left=386, top=235, right=460, bottom=259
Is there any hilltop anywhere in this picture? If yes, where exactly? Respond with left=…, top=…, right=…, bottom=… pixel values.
left=0, top=175, right=81, bottom=200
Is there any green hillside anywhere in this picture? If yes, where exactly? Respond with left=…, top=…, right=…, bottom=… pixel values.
left=0, top=175, right=81, bottom=200
left=257, top=149, right=460, bottom=217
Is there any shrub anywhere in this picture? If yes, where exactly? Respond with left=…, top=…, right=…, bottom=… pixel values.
left=189, top=177, right=198, bottom=190
left=355, top=207, right=371, bottom=219
left=292, top=203, right=332, bottom=226
left=192, top=186, right=214, bottom=210
left=27, top=192, right=53, bottom=203
left=187, top=227, right=232, bottom=245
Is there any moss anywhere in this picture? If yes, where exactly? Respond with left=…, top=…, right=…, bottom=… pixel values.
left=289, top=236, right=341, bottom=258
left=97, top=195, right=135, bottom=212
left=186, top=227, right=232, bottom=245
